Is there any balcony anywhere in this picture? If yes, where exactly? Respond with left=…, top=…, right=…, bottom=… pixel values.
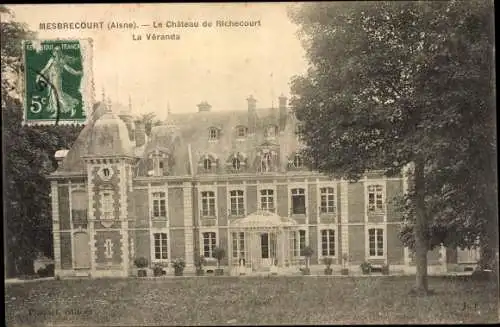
left=319, top=207, right=336, bottom=224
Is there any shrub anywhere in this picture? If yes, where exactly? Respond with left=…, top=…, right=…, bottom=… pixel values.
left=134, top=257, right=148, bottom=268
left=153, top=264, right=164, bottom=277
left=213, top=247, right=226, bottom=268
left=360, top=261, right=372, bottom=274
left=37, top=264, right=55, bottom=278
left=194, top=254, right=206, bottom=269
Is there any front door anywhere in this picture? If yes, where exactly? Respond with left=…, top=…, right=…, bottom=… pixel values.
left=260, top=233, right=273, bottom=267
left=74, top=232, right=90, bottom=269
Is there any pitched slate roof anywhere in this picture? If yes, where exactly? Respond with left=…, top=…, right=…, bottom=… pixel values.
left=53, top=99, right=302, bottom=177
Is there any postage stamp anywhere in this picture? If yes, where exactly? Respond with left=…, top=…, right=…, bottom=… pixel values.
left=22, top=39, right=94, bottom=125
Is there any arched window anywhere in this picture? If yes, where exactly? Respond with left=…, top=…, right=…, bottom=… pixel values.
left=204, top=158, right=212, bottom=170
left=232, top=158, right=241, bottom=170
left=293, top=154, right=303, bottom=168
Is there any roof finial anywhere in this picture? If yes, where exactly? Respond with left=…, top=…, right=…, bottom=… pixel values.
left=167, top=102, right=171, bottom=116
left=101, top=87, right=105, bottom=102
left=128, top=95, right=132, bottom=112
left=106, top=95, right=112, bottom=111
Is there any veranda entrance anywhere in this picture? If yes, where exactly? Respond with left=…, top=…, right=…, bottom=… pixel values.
left=229, top=210, right=300, bottom=274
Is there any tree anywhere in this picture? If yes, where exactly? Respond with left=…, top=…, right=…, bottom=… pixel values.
left=137, top=112, right=163, bottom=137
left=288, top=1, right=495, bottom=294
left=2, top=6, right=83, bottom=276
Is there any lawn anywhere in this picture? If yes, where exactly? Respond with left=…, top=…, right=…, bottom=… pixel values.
left=5, top=275, right=499, bottom=326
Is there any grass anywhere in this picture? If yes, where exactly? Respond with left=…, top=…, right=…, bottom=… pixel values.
left=5, top=276, right=499, bottom=326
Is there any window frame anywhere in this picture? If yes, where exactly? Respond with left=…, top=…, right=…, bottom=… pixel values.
left=208, top=127, right=220, bottom=141
left=229, top=189, right=245, bottom=216
left=152, top=231, right=169, bottom=262
left=367, top=227, right=385, bottom=258
left=202, top=231, right=217, bottom=258
left=320, top=229, right=336, bottom=257
left=319, top=186, right=336, bottom=214
left=367, top=184, right=385, bottom=212
left=151, top=191, right=167, bottom=219
left=200, top=190, right=217, bottom=217
left=290, top=187, right=307, bottom=215
left=101, top=191, right=114, bottom=220
left=259, top=188, right=275, bottom=212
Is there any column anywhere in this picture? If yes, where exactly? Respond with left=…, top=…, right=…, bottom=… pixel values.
left=183, top=182, right=194, bottom=269
left=51, top=181, right=62, bottom=273
left=340, top=180, right=349, bottom=260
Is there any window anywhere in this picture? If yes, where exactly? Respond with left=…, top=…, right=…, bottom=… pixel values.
left=232, top=158, right=241, bottom=171
left=104, top=239, right=113, bottom=259
left=101, top=192, right=113, bottom=220
left=298, top=230, right=306, bottom=256
left=260, top=189, right=275, bottom=212
left=203, top=158, right=212, bottom=170
left=155, top=160, right=164, bottom=176
left=265, top=125, right=278, bottom=138
left=291, top=188, right=306, bottom=214
left=230, top=190, right=245, bottom=216
left=152, top=192, right=166, bottom=218
left=368, top=228, right=384, bottom=257
left=154, top=233, right=168, bottom=260
left=368, top=185, right=384, bottom=211
left=320, top=187, right=335, bottom=214
left=103, top=168, right=110, bottom=177
left=232, top=232, right=246, bottom=261
left=321, top=229, right=335, bottom=256
left=289, top=230, right=306, bottom=257
left=71, top=190, right=88, bottom=225
left=208, top=127, right=219, bottom=140
left=237, top=126, right=247, bottom=138
left=201, top=191, right=216, bottom=217
left=292, top=154, right=303, bottom=169
left=203, top=232, right=217, bottom=258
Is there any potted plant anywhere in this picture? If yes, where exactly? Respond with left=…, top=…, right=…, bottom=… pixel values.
left=323, top=257, right=334, bottom=275
left=341, top=253, right=349, bottom=275
left=195, top=254, right=206, bottom=276
left=213, top=246, right=226, bottom=276
left=360, top=261, right=372, bottom=275
left=134, top=257, right=148, bottom=277
left=382, top=263, right=390, bottom=275
left=153, top=263, right=164, bottom=277
left=172, top=258, right=186, bottom=276
left=301, top=245, right=314, bottom=275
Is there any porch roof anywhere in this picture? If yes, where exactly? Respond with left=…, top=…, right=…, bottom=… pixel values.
left=229, top=210, right=298, bottom=229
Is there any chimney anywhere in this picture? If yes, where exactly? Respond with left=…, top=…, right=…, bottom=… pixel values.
left=197, top=101, right=212, bottom=112
left=135, top=121, right=146, bottom=147
left=279, top=94, right=288, bottom=130
left=247, top=95, right=257, bottom=134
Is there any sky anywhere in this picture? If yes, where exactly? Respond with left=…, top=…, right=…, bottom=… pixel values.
left=8, top=3, right=308, bottom=120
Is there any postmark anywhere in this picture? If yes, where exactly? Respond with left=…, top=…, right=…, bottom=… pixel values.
left=22, top=38, right=94, bottom=125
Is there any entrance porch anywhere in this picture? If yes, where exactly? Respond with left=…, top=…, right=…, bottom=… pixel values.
left=228, top=210, right=300, bottom=275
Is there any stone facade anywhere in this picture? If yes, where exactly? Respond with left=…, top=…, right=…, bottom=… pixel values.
left=47, top=97, right=478, bottom=278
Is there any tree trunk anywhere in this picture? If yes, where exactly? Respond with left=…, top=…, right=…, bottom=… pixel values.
left=414, top=158, right=429, bottom=294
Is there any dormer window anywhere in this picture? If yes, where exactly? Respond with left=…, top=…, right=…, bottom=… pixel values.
left=264, top=125, right=278, bottom=138
left=199, top=153, right=218, bottom=173
left=236, top=126, right=247, bottom=138
left=293, top=154, right=303, bottom=169
left=204, top=158, right=212, bottom=170
left=232, top=158, right=241, bottom=170
left=208, top=127, right=220, bottom=140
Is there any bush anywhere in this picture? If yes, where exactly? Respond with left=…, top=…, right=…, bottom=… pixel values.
left=153, top=264, right=164, bottom=277
left=134, top=257, right=148, bottom=268
left=360, top=262, right=372, bottom=274
left=213, top=247, right=225, bottom=268
left=172, top=258, right=186, bottom=276
left=37, top=264, right=55, bottom=278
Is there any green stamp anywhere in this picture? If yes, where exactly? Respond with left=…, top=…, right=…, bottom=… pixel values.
left=23, top=39, right=94, bottom=125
